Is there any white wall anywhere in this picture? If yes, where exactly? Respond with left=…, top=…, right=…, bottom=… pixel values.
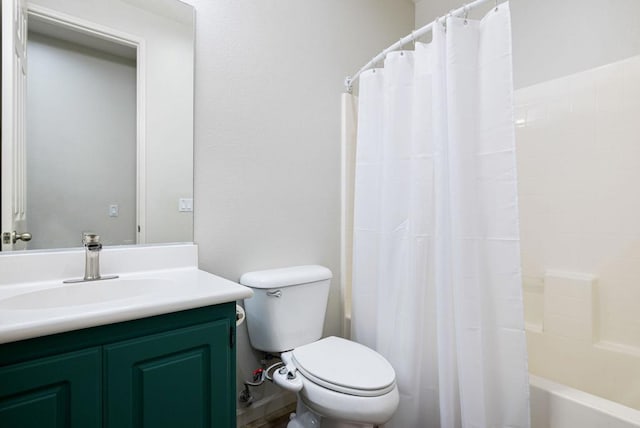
left=181, top=0, right=414, bottom=423
left=28, top=0, right=194, bottom=245
left=27, top=33, right=136, bottom=249
left=415, top=0, right=640, bottom=89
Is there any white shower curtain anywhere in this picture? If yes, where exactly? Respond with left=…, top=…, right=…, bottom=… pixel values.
left=351, top=4, right=530, bottom=428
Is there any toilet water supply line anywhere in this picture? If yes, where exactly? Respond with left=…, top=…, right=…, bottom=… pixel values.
left=344, top=0, right=501, bottom=92
left=240, top=353, right=305, bottom=405
left=239, top=360, right=286, bottom=406
left=245, top=360, right=285, bottom=387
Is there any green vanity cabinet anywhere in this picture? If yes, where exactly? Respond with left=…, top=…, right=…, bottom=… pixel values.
left=0, top=303, right=236, bottom=428
left=0, top=348, right=102, bottom=428
left=104, top=320, right=233, bottom=428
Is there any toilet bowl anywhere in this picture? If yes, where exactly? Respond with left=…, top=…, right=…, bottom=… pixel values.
left=273, top=336, right=399, bottom=427
left=240, top=266, right=399, bottom=427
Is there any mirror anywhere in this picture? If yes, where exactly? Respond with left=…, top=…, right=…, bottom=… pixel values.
left=1, top=0, right=194, bottom=251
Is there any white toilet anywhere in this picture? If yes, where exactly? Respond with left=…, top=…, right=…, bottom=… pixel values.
left=240, top=265, right=399, bottom=428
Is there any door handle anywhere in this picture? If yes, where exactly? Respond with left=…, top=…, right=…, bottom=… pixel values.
left=2, top=231, right=32, bottom=244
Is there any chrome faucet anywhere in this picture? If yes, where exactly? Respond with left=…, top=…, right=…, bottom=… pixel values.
left=63, top=233, right=118, bottom=283
left=83, top=233, right=103, bottom=280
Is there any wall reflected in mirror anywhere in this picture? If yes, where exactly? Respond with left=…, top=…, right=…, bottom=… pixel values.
left=27, top=24, right=137, bottom=249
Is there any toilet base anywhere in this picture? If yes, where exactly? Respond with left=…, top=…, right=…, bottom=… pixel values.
left=287, top=399, right=378, bottom=428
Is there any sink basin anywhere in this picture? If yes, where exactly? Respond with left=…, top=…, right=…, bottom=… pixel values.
left=0, top=278, right=175, bottom=310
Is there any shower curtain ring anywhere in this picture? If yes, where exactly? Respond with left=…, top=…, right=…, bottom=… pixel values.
left=439, top=16, right=447, bottom=32
left=344, top=76, right=353, bottom=92
left=463, top=4, right=469, bottom=25
left=495, top=0, right=499, bottom=11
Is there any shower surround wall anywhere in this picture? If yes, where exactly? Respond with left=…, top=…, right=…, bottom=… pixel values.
left=516, top=55, right=640, bottom=410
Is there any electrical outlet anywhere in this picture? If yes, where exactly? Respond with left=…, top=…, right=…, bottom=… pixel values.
left=178, top=198, right=193, bottom=212
left=109, top=204, right=119, bottom=217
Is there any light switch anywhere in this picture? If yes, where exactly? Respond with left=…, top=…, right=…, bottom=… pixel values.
left=179, top=198, right=193, bottom=212
left=109, top=204, right=119, bottom=217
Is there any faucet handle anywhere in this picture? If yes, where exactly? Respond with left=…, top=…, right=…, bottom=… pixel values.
left=82, top=233, right=102, bottom=251
left=82, top=232, right=100, bottom=244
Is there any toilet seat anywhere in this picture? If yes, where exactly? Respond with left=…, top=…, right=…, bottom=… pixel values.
left=298, top=372, right=399, bottom=425
left=292, top=336, right=396, bottom=397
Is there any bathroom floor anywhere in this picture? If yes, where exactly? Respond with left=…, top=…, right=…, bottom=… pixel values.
left=241, top=404, right=294, bottom=428
left=245, top=415, right=289, bottom=428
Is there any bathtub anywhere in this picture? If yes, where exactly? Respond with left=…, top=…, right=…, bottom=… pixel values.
left=530, top=375, right=640, bottom=428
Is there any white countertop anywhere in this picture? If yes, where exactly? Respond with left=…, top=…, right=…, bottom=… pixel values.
left=0, top=245, right=254, bottom=344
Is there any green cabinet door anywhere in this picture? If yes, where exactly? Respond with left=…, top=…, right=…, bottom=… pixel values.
left=0, top=347, right=102, bottom=428
left=104, top=320, right=233, bottom=428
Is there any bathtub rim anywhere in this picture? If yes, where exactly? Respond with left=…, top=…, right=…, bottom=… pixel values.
left=530, top=374, right=640, bottom=425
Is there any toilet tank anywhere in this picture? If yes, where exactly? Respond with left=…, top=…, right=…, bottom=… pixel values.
left=240, top=265, right=332, bottom=353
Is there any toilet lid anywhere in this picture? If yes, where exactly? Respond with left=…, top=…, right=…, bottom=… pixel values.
left=292, top=336, right=396, bottom=397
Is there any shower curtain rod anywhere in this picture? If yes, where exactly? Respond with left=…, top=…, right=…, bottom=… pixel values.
left=344, top=0, right=499, bottom=92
